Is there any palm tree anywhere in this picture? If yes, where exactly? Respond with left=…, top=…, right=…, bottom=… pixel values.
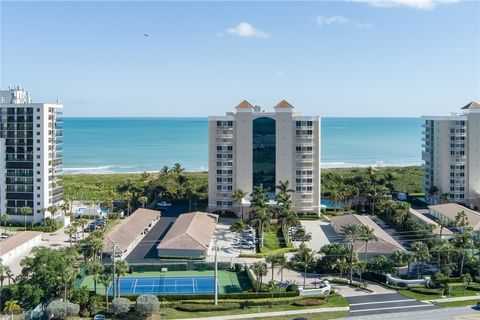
left=391, top=250, right=405, bottom=276
left=19, top=206, right=32, bottom=230
left=138, top=196, right=148, bottom=208
left=276, top=254, right=287, bottom=285
left=5, top=267, right=14, bottom=286
left=116, top=260, right=129, bottom=298
left=411, top=241, right=430, bottom=278
left=278, top=209, right=299, bottom=244
left=341, top=223, right=363, bottom=284
left=79, top=218, right=88, bottom=239
left=232, top=189, right=248, bottom=220
left=265, top=254, right=283, bottom=283
left=100, top=273, right=113, bottom=311
left=276, top=180, right=294, bottom=195
left=404, top=252, right=416, bottom=279
left=86, top=260, right=104, bottom=293
left=1, top=213, right=9, bottom=234
left=360, top=226, right=377, bottom=263
left=89, top=236, right=104, bottom=261
left=438, top=219, right=449, bottom=238
left=455, top=211, right=469, bottom=230
left=61, top=202, right=70, bottom=217
left=250, top=261, right=267, bottom=293
left=266, top=280, right=279, bottom=308
left=252, top=207, right=270, bottom=248
left=172, top=163, right=184, bottom=176
left=160, top=166, right=170, bottom=176
left=3, top=300, right=21, bottom=319
left=453, top=229, right=473, bottom=276
left=123, top=191, right=133, bottom=215
left=48, top=205, right=58, bottom=219
left=64, top=224, right=77, bottom=246
left=294, top=244, right=316, bottom=289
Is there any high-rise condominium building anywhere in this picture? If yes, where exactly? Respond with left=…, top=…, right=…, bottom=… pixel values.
left=208, top=100, right=321, bottom=216
left=0, top=87, right=63, bottom=223
left=422, top=101, right=480, bottom=210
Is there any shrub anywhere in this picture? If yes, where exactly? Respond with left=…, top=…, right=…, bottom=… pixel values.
left=80, top=309, right=90, bottom=317
left=410, top=287, right=443, bottom=295
left=292, top=299, right=325, bottom=307
left=135, top=294, right=159, bottom=316
left=111, top=298, right=131, bottom=315
left=46, top=300, right=79, bottom=318
left=286, top=284, right=299, bottom=292
left=176, top=302, right=241, bottom=312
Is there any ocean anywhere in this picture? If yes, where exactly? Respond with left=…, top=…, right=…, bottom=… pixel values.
left=62, top=117, right=423, bottom=174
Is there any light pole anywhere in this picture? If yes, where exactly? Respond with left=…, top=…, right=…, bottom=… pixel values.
left=106, top=236, right=119, bottom=298
left=214, top=240, right=218, bottom=305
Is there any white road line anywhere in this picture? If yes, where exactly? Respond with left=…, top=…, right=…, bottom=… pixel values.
left=350, top=299, right=417, bottom=306
left=350, top=304, right=434, bottom=313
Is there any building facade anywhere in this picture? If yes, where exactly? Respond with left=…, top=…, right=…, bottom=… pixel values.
left=422, top=101, right=480, bottom=210
left=208, top=100, right=321, bottom=215
left=0, top=87, right=63, bottom=223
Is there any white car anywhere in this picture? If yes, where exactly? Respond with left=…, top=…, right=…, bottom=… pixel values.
left=240, top=243, right=255, bottom=249
left=157, top=201, right=172, bottom=207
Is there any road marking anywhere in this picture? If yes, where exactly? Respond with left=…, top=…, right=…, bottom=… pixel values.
left=350, top=299, right=414, bottom=306
left=454, top=315, right=480, bottom=320
left=350, top=304, right=434, bottom=313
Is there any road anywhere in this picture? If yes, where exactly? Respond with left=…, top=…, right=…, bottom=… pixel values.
left=347, top=306, right=480, bottom=320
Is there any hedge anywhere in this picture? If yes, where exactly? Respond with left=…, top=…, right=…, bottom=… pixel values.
left=176, top=303, right=241, bottom=312
left=122, top=291, right=299, bottom=301
left=292, top=299, right=325, bottom=307
left=410, top=287, right=443, bottom=295
left=467, top=285, right=480, bottom=291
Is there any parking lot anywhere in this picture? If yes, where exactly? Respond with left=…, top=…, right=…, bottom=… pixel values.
left=207, top=218, right=255, bottom=261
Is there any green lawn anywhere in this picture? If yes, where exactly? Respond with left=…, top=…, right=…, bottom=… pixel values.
left=435, top=299, right=480, bottom=308
left=259, top=228, right=291, bottom=255
left=78, top=270, right=251, bottom=294
left=398, top=288, right=480, bottom=301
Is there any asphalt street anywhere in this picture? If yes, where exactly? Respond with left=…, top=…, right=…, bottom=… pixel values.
left=347, top=306, right=480, bottom=320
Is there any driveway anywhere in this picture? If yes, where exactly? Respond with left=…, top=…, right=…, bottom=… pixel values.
left=298, top=220, right=331, bottom=251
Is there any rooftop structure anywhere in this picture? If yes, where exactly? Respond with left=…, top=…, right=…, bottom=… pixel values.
left=0, top=231, right=42, bottom=263
left=157, top=211, right=218, bottom=259
left=330, top=214, right=406, bottom=256
left=408, top=208, right=453, bottom=237
left=428, top=203, right=480, bottom=231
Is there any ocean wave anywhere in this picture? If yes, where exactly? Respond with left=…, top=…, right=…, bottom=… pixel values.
left=321, top=161, right=421, bottom=169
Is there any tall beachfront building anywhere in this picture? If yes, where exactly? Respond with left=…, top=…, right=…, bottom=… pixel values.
left=208, top=100, right=321, bottom=216
left=0, top=87, right=63, bottom=223
left=422, top=101, right=480, bottom=210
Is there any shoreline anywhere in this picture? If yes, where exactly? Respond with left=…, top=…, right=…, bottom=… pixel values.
left=62, top=163, right=422, bottom=175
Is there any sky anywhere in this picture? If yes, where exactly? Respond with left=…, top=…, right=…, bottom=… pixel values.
left=1, top=0, right=479, bottom=117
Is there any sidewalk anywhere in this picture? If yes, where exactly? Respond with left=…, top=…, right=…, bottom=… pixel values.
left=425, top=294, right=480, bottom=303
left=172, top=306, right=349, bottom=320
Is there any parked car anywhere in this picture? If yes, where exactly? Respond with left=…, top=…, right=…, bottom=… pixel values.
left=240, top=243, right=255, bottom=249
left=242, top=227, right=254, bottom=233
left=93, top=314, right=106, bottom=320
left=84, top=224, right=99, bottom=232
left=157, top=201, right=172, bottom=207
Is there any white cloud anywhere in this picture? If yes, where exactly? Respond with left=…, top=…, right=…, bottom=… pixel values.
left=225, top=22, right=270, bottom=38
left=350, top=0, right=458, bottom=10
left=316, top=15, right=373, bottom=28
left=275, top=71, right=286, bottom=77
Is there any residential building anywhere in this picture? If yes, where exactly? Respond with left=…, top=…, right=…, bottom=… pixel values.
left=330, top=214, right=406, bottom=258
left=0, top=231, right=42, bottom=264
left=408, top=208, right=453, bottom=238
left=0, top=87, right=63, bottom=223
left=208, top=100, right=321, bottom=215
left=428, top=203, right=480, bottom=233
left=422, top=101, right=480, bottom=209
left=157, top=211, right=218, bottom=259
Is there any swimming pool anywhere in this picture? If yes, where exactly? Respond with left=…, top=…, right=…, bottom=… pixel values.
left=321, top=200, right=344, bottom=209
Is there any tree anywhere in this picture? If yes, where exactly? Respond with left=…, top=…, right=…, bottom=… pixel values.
left=411, top=242, right=430, bottom=278
left=391, top=250, right=405, bottom=276
left=123, top=191, right=133, bottom=215
left=341, top=223, right=363, bottom=284
left=232, top=189, right=248, bottom=220
left=78, top=218, right=88, bottom=239
left=19, top=206, right=32, bottom=230
left=453, top=229, right=473, bottom=276
left=136, top=294, right=159, bottom=317
left=86, top=260, right=104, bottom=293
left=403, top=252, right=416, bottom=279
left=65, top=224, right=77, bottom=246
left=455, top=211, right=470, bottom=230
left=46, top=300, right=79, bottom=318
left=278, top=209, right=299, bottom=244
left=276, top=254, right=287, bottom=285
left=138, top=196, right=148, bottom=208
left=1, top=213, right=9, bottom=234
left=291, top=243, right=316, bottom=289
left=100, top=273, right=113, bottom=311
left=112, top=297, right=131, bottom=315
left=70, top=286, right=90, bottom=310
left=276, top=180, right=294, bottom=195
left=265, top=254, right=283, bottom=283
left=61, top=202, right=70, bottom=217
left=360, top=226, right=377, bottom=263
left=47, top=205, right=58, bottom=219
left=3, top=300, right=21, bottom=319
left=266, top=281, right=279, bottom=308
left=116, top=260, right=129, bottom=298
left=250, top=261, right=267, bottom=293
left=252, top=205, right=271, bottom=248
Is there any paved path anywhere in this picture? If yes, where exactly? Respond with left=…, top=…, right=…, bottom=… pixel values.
left=346, top=293, right=437, bottom=317
left=426, top=295, right=480, bottom=303
left=172, top=306, right=349, bottom=320
left=346, top=306, right=480, bottom=320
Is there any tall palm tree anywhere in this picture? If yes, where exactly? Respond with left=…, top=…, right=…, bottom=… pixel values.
left=89, top=236, right=104, bottom=261
left=360, top=226, right=377, bottom=262
left=341, top=223, right=363, bottom=284
left=1, top=213, right=9, bottom=234
left=48, top=205, right=58, bottom=220
left=453, top=229, right=473, bottom=276
left=403, top=252, right=416, bottom=279
left=278, top=209, right=299, bottom=244
left=391, top=250, right=404, bottom=276
left=276, top=254, right=287, bottom=285
left=252, top=207, right=270, bottom=248
left=250, top=261, right=267, bottom=293
left=86, top=260, right=104, bottom=293
left=276, top=180, right=294, bottom=195
left=172, top=163, right=184, bottom=176
left=115, top=260, right=129, bottom=298
left=100, top=273, right=113, bottom=311
left=79, top=218, right=88, bottom=239
left=3, top=300, right=21, bottom=319
left=295, top=244, right=316, bottom=289
left=265, top=254, right=283, bottom=283
left=5, top=267, right=14, bottom=286
left=19, top=206, right=32, bottom=230
left=232, top=189, right=247, bottom=220
left=138, top=196, right=148, bottom=208
left=411, top=241, right=430, bottom=278
left=123, top=191, right=133, bottom=216
left=61, top=202, right=70, bottom=217
left=64, top=224, right=77, bottom=246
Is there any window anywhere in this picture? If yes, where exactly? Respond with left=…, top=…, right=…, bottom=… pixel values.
left=217, top=146, right=222, bottom=151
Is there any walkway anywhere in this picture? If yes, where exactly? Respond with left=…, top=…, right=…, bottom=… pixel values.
left=172, top=306, right=349, bottom=320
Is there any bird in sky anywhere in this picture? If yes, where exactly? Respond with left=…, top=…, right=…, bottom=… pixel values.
left=144, top=33, right=150, bottom=38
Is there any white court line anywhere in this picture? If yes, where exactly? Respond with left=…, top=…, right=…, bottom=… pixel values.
left=193, top=277, right=196, bottom=293
left=133, top=279, right=138, bottom=293
left=350, top=304, right=434, bottom=313
left=350, top=299, right=416, bottom=306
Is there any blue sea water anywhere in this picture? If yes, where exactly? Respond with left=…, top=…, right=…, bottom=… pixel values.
left=62, top=117, right=422, bottom=174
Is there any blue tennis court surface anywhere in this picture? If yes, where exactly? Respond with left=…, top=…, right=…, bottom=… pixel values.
left=109, top=276, right=218, bottom=295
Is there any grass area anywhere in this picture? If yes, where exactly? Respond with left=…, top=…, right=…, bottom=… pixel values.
left=398, top=288, right=480, bottom=301
left=435, top=299, right=480, bottom=308
left=78, top=270, right=251, bottom=294
left=259, top=228, right=290, bottom=255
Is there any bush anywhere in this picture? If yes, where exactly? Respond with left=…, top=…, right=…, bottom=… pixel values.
left=292, top=299, right=325, bottom=307
left=80, top=309, right=90, bottom=317
left=176, top=302, right=241, bottom=312
left=135, top=294, right=159, bottom=316
left=46, top=300, right=80, bottom=318
left=410, top=287, right=443, bottom=295
left=111, top=297, right=131, bottom=315
left=286, top=284, right=299, bottom=292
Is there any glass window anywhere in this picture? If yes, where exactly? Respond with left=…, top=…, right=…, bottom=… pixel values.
left=253, top=117, right=276, bottom=193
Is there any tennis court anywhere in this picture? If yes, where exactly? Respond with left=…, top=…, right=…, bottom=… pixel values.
left=109, top=276, right=218, bottom=295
